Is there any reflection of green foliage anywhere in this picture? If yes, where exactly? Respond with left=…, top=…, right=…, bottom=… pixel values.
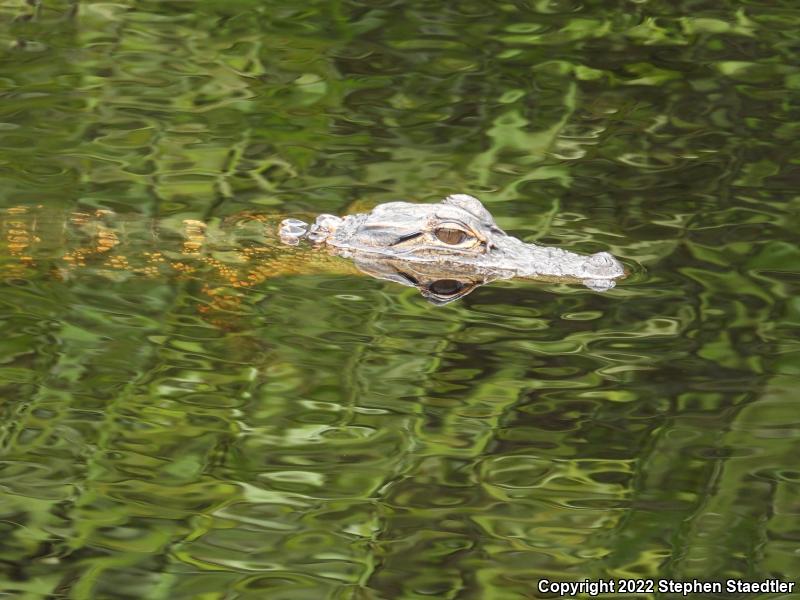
left=1, top=0, right=799, bottom=598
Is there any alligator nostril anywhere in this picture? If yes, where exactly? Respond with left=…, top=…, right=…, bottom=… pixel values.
left=583, top=252, right=624, bottom=278
left=588, top=252, right=615, bottom=267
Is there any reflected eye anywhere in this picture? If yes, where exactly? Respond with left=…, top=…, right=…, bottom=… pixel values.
left=434, top=228, right=470, bottom=245
left=422, top=278, right=477, bottom=305
left=428, top=279, right=465, bottom=296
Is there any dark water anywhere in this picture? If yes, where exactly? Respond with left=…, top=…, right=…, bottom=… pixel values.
left=1, top=1, right=799, bottom=598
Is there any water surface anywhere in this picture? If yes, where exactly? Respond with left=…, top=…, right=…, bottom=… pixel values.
left=1, top=1, right=799, bottom=598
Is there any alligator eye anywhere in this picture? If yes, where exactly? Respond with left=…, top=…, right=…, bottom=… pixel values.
left=434, top=228, right=469, bottom=245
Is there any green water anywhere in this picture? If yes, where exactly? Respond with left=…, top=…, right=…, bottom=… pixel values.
left=1, top=1, right=799, bottom=598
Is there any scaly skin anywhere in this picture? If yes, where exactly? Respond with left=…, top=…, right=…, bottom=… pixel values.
left=0, top=206, right=360, bottom=319
left=0, top=206, right=359, bottom=281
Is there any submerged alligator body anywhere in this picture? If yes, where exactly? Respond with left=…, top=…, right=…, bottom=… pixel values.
left=280, top=194, right=625, bottom=301
left=1, top=194, right=625, bottom=305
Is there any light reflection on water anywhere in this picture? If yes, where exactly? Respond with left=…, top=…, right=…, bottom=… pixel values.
left=0, top=0, right=799, bottom=598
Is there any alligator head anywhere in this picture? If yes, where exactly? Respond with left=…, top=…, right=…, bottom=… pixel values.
left=280, top=194, right=626, bottom=299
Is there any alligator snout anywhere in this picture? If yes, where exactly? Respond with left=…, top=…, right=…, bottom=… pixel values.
left=584, top=251, right=625, bottom=278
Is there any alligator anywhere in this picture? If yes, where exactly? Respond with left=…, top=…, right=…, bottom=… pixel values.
left=280, top=194, right=625, bottom=300
left=1, top=194, right=625, bottom=306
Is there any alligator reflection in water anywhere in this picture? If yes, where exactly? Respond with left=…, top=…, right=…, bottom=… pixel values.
left=0, top=194, right=626, bottom=307
left=350, top=256, right=500, bottom=305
